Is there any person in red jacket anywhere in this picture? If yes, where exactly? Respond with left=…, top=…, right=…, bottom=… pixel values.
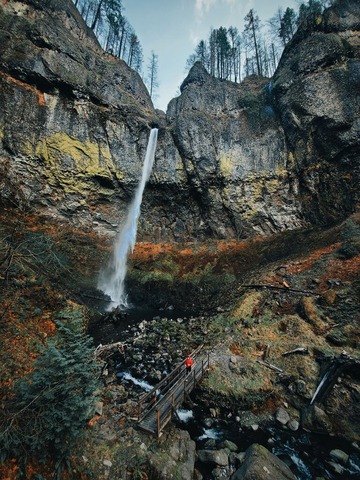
left=185, top=355, right=194, bottom=374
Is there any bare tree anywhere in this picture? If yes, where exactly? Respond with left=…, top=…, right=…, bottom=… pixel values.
left=244, top=9, right=262, bottom=76
left=146, top=51, right=159, bottom=101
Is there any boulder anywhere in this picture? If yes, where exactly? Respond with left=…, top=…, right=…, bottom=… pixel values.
left=302, top=405, right=333, bottom=434
left=148, top=429, right=196, bottom=480
left=197, top=449, right=229, bottom=467
left=220, top=440, right=238, bottom=452
left=275, top=407, right=290, bottom=426
left=231, top=444, right=296, bottom=480
left=329, top=449, right=349, bottom=465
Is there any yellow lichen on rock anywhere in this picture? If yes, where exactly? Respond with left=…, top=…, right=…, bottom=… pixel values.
left=34, top=132, right=113, bottom=174
left=219, top=152, right=235, bottom=178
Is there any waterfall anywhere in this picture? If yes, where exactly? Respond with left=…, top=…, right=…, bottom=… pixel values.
left=98, top=128, right=158, bottom=309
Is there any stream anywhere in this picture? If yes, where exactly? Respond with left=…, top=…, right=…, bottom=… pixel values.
left=88, top=306, right=360, bottom=480
left=174, top=405, right=360, bottom=479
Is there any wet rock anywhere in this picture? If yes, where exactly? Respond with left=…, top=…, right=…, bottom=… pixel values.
left=197, top=449, right=229, bottom=466
left=203, top=417, right=214, bottom=428
left=231, top=444, right=296, bottom=480
left=210, top=407, right=218, bottom=418
left=194, top=469, right=203, bottom=480
left=204, top=439, right=217, bottom=449
left=329, top=448, right=349, bottom=465
left=220, top=440, right=238, bottom=452
left=327, top=461, right=344, bottom=475
left=287, top=419, right=299, bottom=431
left=229, top=452, right=246, bottom=468
left=211, top=466, right=234, bottom=479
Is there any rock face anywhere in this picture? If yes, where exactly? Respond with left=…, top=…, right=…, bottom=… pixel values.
left=0, top=0, right=359, bottom=241
left=273, top=0, right=360, bottom=227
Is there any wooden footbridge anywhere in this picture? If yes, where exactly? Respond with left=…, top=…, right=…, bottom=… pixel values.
left=137, top=345, right=210, bottom=437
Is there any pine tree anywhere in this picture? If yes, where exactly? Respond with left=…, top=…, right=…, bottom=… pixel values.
left=0, top=318, right=101, bottom=468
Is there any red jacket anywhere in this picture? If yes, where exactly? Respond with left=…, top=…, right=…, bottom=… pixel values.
left=185, top=356, right=194, bottom=367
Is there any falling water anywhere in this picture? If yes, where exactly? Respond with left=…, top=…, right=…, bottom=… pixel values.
left=98, top=128, right=158, bottom=309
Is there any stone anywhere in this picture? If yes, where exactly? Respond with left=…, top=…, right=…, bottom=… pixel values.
left=197, top=449, right=229, bottom=467
left=329, top=449, right=349, bottom=465
left=209, top=408, right=218, bottom=418
left=229, top=452, right=246, bottom=467
left=148, top=429, right=195, bottom=480
left=275, top=407, right=290, bottom=426
left=302, top=405, right=333, bottom=434
left=211, top=466, right=234, bottom=479
left=94, top=401, right=103, bottom=416
left=203, top=418, right=214, bottom=428
left=287, top=419, right=299, bottom=431
left=327, top=461, right=344, bottom=475
left=220, top=440, right=238, bottom=452
left=231, top=444, right=297, bottom=480
left=103, top=459, right=112, bottom=468
left=296, top=380, right=307, bottom=395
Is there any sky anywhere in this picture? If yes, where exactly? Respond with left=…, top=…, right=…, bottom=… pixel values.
left=122, top=0, right=301, bottom=111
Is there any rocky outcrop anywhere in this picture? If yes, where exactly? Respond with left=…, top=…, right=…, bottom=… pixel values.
left=0, top=0, right=359, bottom=242
left=273, top=0, right=360, bottom=226
left=0, top=0, right=156, bottom=234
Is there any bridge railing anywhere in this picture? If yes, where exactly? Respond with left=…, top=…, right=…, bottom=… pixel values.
left=139, top=350, right=210, bottom=437
left=137, top=345, right=205, bottom=422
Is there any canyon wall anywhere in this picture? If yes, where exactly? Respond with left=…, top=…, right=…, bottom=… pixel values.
left=0, top=0, right=359, bottom=241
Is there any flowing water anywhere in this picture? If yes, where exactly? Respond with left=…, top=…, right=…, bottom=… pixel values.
left=98, top=128, right=158, bottom=309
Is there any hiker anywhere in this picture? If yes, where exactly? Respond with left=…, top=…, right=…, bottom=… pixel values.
left=185, top=355, right=194, bottom=374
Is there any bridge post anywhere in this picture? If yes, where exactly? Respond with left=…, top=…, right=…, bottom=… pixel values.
left=138, top=401, right=142, bottom=420
left=156, top=409, right=160, bottom=437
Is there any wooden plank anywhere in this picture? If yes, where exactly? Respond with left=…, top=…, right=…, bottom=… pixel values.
left=138, top=353, right=210, bottom=436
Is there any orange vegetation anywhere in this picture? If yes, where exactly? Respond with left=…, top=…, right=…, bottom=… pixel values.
left=0, top=71, right=45, bottom=106
left=285, top=243, right=341, bottom=275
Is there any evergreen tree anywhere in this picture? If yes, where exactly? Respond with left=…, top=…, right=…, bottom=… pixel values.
left=0, top=319, right=101, bottom=469
left=297, top=0, right=323, bottom=30
left=280, top=8, right=297, bottom=45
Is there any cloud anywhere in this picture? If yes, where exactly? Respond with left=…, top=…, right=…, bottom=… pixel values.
left=195, top=0, right=239, bottom=18
left=195, top=0, right=216, bottom=17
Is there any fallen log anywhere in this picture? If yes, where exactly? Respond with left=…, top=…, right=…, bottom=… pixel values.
left=310, top=351, right=360, bottom=405
left=257, top=359, right=283, bottom=373
left=282, top=347, right=309, bottom=357
left=240, top=284, right=320, bottom=296
left=94, top=341, right=126, bottom=358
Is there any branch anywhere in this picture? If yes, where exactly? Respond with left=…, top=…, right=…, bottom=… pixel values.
left=257, top=359, right=283, bottom=373
left=241, top=284, right=320, bottom=296
left=282, top=347, right=309, bottom=357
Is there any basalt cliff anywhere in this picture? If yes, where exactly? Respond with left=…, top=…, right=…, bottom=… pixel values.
left=0, top=0, right=359, bottom=242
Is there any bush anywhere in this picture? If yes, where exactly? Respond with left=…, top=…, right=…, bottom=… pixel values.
left=0, top=319, right=101, bottom=469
